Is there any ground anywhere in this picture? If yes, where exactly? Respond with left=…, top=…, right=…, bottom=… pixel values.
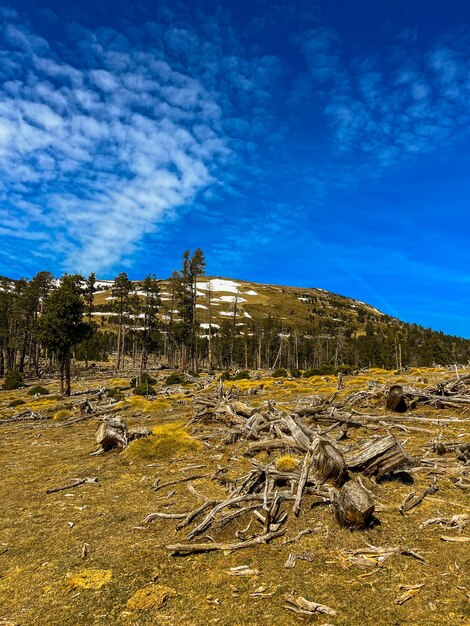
left=0, top=368, right=469, bottom=626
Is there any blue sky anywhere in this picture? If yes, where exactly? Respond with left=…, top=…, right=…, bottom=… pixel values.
left=0, top=0, right=469, bottom=337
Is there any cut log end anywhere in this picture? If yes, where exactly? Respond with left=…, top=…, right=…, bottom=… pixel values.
left=333, top=479, right=375, bottom=529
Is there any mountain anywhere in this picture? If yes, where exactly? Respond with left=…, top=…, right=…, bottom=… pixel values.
left=89, top=275, right=470, bottom=369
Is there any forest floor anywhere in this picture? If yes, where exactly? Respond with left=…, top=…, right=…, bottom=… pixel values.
left=0, top=366, right=469, bottom=626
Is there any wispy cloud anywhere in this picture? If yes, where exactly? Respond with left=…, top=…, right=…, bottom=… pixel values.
left=0, top=5, right=281, bottom=274
left=297, top=26, right=470, bottom=170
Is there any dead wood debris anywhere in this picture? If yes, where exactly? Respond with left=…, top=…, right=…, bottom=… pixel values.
left=284, top=592, right=337, bottom=616
left=45, top=477, right=98, bottom=494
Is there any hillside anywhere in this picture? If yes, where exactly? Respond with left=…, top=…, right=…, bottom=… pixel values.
left=89, top=275, right=470, bottom=369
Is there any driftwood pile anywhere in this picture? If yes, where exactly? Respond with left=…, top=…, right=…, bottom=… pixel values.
left=146, top=387, right=418, bottom=555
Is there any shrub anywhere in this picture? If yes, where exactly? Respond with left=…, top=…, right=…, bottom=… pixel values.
left=107, top=387, right=125, bottom=401
left=290, top=368, right=302, bottom=378
left=165, top=373, right=185, bottom=386
left=187, top=370, right=199, bottom=378
left=275, top=455, right=299, bottom=472
left=232, top=370, right=250, bottom=380
left=219, top=370, right=232, bottom=381
left=133, top=384, right=156, bottom=396
left=126, top=423, right=201, bottom=460
left=130, top=372, right=156, bottom=387
left=2, top=370, right=23, bottom=390
left=27, top=385, right=49, bottom=396
left=303, top=365, right=337, bottom=378
left=8, top=399, right=25, bottom=408
left=272, top=368, right=287, bottom=378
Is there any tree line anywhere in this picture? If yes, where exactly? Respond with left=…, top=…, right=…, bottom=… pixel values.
left=2, top=248, right=470, bottom=395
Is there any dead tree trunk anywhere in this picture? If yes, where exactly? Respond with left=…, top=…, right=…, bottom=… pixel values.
left=347, top=434, right=411, bottom=479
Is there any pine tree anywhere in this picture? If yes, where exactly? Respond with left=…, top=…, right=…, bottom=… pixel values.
left=112, top=272, right=132, bottom=369
left=140, top=274, right=161, bottom=372
left=35, top=276, right=92, bottom=395
left=176, top=249, right=205, bottom=369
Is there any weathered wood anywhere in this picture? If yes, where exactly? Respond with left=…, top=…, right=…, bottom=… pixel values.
left=280, top=414, right=312, bottom=450
left=347, top=434, right=411, bottom=479
left=95, top=416, right=128, bottom=451
left=333, top=478, right=375, bottom=529
left=399, top=483, right=438, bottom=514
left=244, top=438, right=303, bottom=457
left=46, top=477, right=98, bottom=494
left=230, top=400, right=257, bottom=418
left=385, top=385, right=408, bottom=412
left=167, top=529, right=285, bottom=555
left=311, top=436, right=346, bottom=487
left=284, top=593, right=337, bottom=617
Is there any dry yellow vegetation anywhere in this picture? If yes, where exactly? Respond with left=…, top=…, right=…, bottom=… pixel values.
left=126, top=422, right=201, bottom=460
left=0, top=366, right=468, bottom=626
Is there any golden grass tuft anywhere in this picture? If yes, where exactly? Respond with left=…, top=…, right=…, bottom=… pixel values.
left=126, top=584, right=176, bottom=611
left=275, top=454, right=299, bottom=472
left=67, top=569, right=112, bottom=590
left=126, top=422, right=201, bottom=460
left=52, top=409, right=73, bottom=421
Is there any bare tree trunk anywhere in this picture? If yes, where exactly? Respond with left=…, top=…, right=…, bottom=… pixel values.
left=59, top=355, right=65, bottom=396
left=207, top=283, right=213, bottom=370
left=65, top=350, right=71, bottom=396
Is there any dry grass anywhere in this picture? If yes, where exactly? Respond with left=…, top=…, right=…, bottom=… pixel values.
left=0, top=367, right=469, bottom=626
left=275, top=454, right=299, bottom=472
left=53, top=409, right=73, bottom=421
left=126, top=422, right=201, bottom=460
left=67, top=569, right=112, bottom=590
left=126, top=584, right=176, bottom=611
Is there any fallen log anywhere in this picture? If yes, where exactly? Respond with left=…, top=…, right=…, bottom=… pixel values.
left=347, top=434, right=411, bottom=479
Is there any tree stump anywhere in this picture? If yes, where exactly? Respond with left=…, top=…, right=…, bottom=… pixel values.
left=311, top=437, right=347, bottom=487
left=333, top=479, right=375, bottom=528
left=386, top=384, right=408, bottom=412
left=96, top=416, right=128, bottom=451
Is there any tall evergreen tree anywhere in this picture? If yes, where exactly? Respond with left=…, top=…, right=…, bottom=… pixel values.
left=140, top=274, right=161, bottom=372
left=35, top=276, right=92, bottom=395
left=176, top=249, right=205, bottom=369
left=112, top=272, right=132, bottom=369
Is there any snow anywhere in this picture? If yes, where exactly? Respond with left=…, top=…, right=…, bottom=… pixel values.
left=196, top=279, right=240, bottom=293
left=195, top=304, right=208, bottom=309
left=244, top=311, right=252, bottom=319
left=245, top=289, right=257, bottom=296
left=219, top=311, right=234, bottom=317
left=196, top=290, right=205, bottom=297
left=297, top=297, right=309, bottom=302
left=218, top=295, right=247, bottom=303
left=105, top=296, right=116, bottom=301
left=131, top=290, right=146, bottom=296
left=91, top=312, right=117, bottom=316
left=200, top=323, right=220, bottom=329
